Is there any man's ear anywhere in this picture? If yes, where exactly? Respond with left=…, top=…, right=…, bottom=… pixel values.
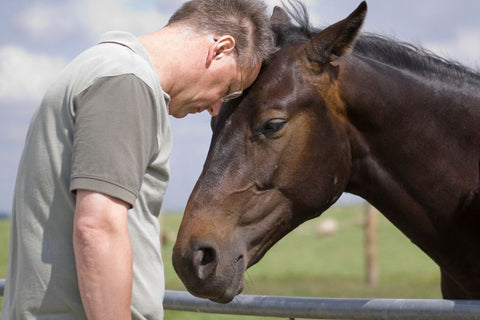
left=206, top=35, right=236, bottom=68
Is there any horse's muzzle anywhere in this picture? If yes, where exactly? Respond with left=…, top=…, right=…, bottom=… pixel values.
left=172, top=239, right=246, bottom=303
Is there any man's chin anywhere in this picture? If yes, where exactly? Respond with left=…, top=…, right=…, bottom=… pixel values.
left=169, top=105, right=208, bottom=118
left=172, top=113, right=188, bottom=119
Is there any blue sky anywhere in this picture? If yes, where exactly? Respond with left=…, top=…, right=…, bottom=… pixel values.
left=0, top=0, right=479, bottom=213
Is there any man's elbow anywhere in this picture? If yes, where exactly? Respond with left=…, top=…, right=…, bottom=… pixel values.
left=73, top=190, right=130, bottom=248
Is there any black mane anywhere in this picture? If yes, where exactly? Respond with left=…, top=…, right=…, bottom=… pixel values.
left=354, top=34, right=480, bottom=86
left=279, top=1, right=480, bottom=86
left=273, top=0, right=315, bottom=45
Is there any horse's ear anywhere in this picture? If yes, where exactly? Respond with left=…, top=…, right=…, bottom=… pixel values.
left=270, top=6, right=292, bottom=27
left=305, top=1, right=367, bottom=65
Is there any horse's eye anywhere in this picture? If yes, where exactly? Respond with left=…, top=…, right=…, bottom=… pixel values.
left=262, top=119, right=287, bottom=135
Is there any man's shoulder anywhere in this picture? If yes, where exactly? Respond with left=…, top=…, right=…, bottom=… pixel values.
left=96, top=31, right=158, bottom=84
left=62, top=33, right=157, bottom=98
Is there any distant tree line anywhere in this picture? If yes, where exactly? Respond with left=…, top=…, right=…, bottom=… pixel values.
left=0, top=211, right=10, bottom=219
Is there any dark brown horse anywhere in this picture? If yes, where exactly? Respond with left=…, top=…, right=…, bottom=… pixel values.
left=173, top=2, right=480, bottom=302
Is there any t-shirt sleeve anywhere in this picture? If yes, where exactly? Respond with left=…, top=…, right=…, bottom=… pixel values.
left=70, top=74, right=158, bottom=207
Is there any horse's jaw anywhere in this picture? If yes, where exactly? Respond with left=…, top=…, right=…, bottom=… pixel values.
left=172, top=186, right=297, bottom=303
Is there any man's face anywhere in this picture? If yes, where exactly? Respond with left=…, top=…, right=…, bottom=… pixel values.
left=169, top=53, right=261, bottom=119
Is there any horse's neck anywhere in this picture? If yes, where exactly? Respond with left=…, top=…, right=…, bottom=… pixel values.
left=338, top=55, right=480, bottom=293
left=342, top=56, right=480, bottom=137
left=341, top=55, right=480, bottom=235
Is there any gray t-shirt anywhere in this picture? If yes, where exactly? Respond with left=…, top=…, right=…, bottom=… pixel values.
left=1, top=31, right=172, bottom=320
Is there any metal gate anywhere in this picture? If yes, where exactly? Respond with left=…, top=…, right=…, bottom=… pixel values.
left=2, top=280, right=480, bottom=319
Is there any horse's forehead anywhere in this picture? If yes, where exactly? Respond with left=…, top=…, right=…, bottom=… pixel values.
left=254, top=50, right=303, bottom=96
left=255, top=52, right=323, bottom=103
left=221, top=45, right=319, bottom=125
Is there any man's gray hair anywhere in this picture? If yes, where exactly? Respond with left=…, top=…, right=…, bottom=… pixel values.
left=168, top=0, right=275, bottom=67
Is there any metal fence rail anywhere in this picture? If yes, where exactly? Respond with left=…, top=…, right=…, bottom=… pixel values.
left=163, top=290, right=480, bottom=320
left=2, top=280, right=480, bottom=319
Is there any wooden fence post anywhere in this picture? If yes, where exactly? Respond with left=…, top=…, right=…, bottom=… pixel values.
left=365, top=203, right=379, bottom=285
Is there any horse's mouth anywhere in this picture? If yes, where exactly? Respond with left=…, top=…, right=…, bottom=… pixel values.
left=211, top=256, right=245, bottom=303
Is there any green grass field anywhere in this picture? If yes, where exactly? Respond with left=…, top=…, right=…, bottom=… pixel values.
left=0, top=204, right=441, bottom=319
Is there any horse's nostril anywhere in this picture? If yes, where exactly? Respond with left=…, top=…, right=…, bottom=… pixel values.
left=193, top=247, right=215, bottom=265
left=192, top=244, right=218, bottom=280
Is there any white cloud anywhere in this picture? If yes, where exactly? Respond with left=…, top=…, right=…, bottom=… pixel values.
left=425, top=28, right=480, bottom=69
left=81, top=0, right=171, bottom=37
left=0, top=46, right=67, bottom=103
left=15, top=0, right=172, bottom=43
left=16, top=2, right=78, bottom=40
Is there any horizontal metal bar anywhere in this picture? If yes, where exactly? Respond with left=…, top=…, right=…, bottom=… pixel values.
left=1, top=280, right=480, bottom=319
left=163, top=290, right=480, bottom=320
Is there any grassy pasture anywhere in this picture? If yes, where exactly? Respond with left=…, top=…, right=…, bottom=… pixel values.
left=0, top=204, right=441, bottom=319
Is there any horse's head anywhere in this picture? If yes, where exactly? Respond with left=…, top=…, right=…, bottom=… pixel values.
left=173, top=2, right=367, bottom=303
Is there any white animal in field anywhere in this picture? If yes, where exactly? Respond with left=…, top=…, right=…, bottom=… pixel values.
left=315, top=218, right=339, bottom=237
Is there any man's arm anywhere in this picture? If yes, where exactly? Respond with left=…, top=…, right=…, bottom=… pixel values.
left=73, top=190, right=132, bottom=320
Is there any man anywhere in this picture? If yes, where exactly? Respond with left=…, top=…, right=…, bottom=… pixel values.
left=1, top=0, right=275, bottom=319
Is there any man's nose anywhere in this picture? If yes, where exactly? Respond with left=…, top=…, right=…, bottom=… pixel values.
left=207, top=100, right=223, bottom=116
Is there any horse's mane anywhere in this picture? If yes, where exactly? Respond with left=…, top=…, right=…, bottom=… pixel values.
left=280, top=1, right=480, bottom=86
